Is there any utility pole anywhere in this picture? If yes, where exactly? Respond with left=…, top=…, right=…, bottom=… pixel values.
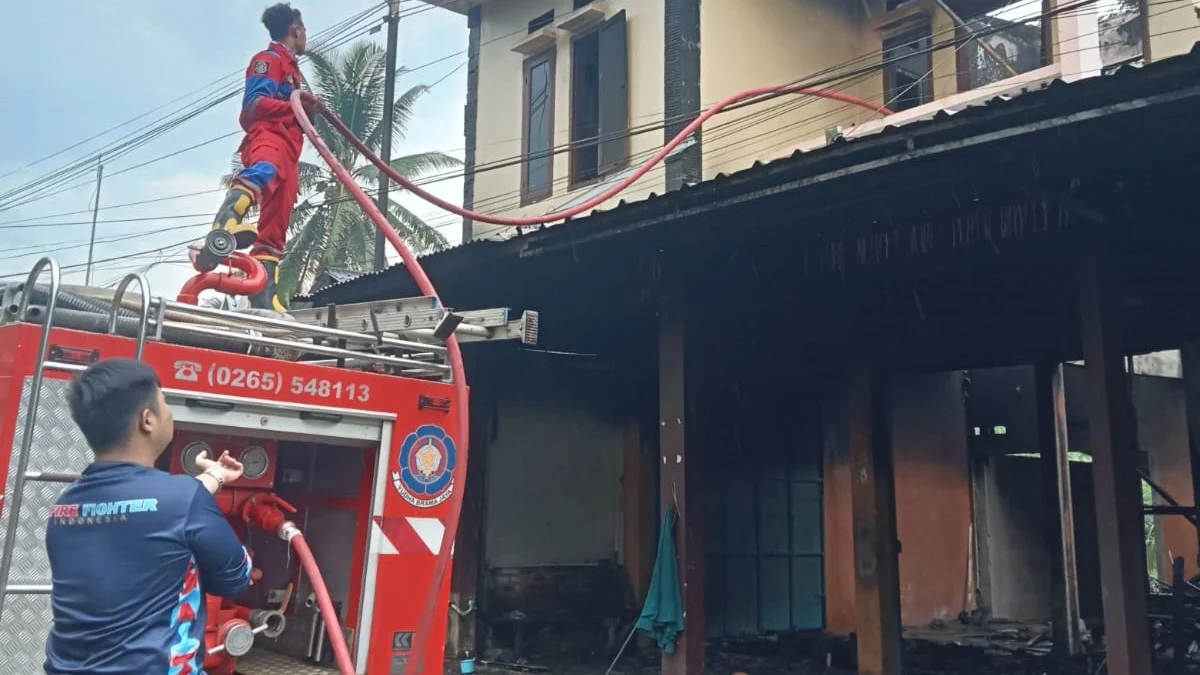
left=85, top=155, right=104, bottom=286
left=375, top=0, right=402, bottom=271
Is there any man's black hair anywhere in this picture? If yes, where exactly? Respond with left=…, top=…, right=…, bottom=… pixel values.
left=68, top=359, right=161, bottom=455
left=262, top=3, right=303, bottom=41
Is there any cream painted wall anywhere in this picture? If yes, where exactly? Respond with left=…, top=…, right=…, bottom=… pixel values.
left=472, top=0, right=665, bottom=240
left=699, top=0, right=960, bottom=180
left=1147, top=0, right=1200, bottom=61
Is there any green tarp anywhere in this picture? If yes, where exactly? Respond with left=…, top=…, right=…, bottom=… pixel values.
left=635, top=509, right=684, bottom=654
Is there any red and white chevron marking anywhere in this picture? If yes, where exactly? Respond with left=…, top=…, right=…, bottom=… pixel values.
left=372, top=516, right=455, bottom=556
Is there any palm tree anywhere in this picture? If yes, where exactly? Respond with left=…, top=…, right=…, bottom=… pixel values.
left=221, top=41, right=459, bottom=302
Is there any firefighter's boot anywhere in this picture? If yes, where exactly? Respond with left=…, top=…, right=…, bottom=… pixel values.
left=196, top=183, right=259, bottom=272
left=248, top=256, right=286, bottom=313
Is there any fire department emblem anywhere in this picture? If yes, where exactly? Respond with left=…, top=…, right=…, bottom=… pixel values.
left=392, top=424, right=456, bottom=508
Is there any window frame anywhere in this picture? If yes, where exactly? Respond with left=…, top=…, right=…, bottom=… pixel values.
left=567, top=10, right=630, bottom=190
left=568, top=25, right=603, bottom=190
left=955, top=0, right=1054, bottom=92
left=881, top=21, right=935, bottom=112
left=521, top=49, right=557, bottom=206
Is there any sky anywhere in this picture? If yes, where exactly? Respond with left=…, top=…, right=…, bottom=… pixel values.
left=0, top=0, right=468, bottom=296
left=992, top=0, right=1124, bottom=21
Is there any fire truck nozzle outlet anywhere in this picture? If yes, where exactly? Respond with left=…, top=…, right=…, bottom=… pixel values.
left=237, top=493, right=297, bottom=537
left=247, top=609, right=287, bottom=640
left=208, top=610, right=288, bottom=658
left=216, top=618, right=256, bottom=657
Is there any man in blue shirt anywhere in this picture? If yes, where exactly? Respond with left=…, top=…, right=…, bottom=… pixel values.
left=44, top=359, right=252, bottom=675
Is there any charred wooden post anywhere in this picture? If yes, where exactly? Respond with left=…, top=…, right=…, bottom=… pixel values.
left=1034, top=362, right=1083, bottom=655
left=658, top=267, right=706, bottom=675
left=847, top=367, right=902, bottom=675
left=1077, top=253, right=1152, bottom=675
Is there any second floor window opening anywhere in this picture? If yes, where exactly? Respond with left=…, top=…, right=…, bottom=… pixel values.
left=569, top=10, right=630, bottom=187
left=522, top=50, right=555, bottom=204
left=958, top=0, right=1048, bottom=91
left=883, top=24, right=934, bottom=111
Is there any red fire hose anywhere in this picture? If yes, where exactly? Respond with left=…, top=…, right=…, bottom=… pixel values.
left=177, top=251, right=267, bottom=305
left=238, top=496, right=358, bottom=674
left=290, top=84, right=890, bottom=675
left=300, top=84, right=890, bottom=227
left=290, top=532, right=356, bottom=675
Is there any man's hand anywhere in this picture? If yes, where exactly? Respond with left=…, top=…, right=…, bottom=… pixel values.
left=195, top=450, right=245, bottom=484
left=300, top=96, right=321, bottom=120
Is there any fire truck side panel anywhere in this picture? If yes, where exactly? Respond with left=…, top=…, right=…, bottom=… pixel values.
left=0, top=324, right=28, bottom=668
left=0, top=323, right=31, bottom=488
left=0, top=323, right=463, bottom=674
left=363, top=404, right=460, bottom=674
left=367, top=551, right=454, bottom=674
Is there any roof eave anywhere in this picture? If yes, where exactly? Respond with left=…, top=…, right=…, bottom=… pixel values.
left=412, top=0, right=487, bottom=16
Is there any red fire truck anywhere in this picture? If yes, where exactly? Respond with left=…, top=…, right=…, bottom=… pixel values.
left=0, top=258, right=537, bottom=674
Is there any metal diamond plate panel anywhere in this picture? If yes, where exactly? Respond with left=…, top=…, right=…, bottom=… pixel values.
left=0, top=595, right=51, bottom=674
left=235, top=650, right=340, bottom=674
left=0, top=377, right=92, bottom=674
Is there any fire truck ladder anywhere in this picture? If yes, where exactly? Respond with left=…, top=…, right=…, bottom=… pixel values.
left=0, top=256, right=538, bottom=625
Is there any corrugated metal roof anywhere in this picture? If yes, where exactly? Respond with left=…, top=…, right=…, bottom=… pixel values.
left=323, top=267, right=364, bottom=283
left=299, top=43, right=1200, bottom=301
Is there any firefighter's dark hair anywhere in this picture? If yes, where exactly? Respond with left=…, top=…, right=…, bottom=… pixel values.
left=68, top=359, right=162, bottom=455
left=262, top=3, right=303, bottom=41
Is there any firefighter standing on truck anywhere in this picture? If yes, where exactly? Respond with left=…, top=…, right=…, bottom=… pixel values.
left=206, top=3, right=310, bottom=312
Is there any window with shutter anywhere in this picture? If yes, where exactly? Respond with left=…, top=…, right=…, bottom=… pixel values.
left=521, top=51, right=556, bottom=204
left=569, top=10, right=629, bottom=187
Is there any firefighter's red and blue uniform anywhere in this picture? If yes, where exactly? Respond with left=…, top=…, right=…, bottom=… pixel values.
left=210, top=41, right=305, bottom=311
left=42, top=462, right=252, bottom=675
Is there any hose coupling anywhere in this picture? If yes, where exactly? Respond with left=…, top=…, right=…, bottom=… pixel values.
left=248, top=608, right=288, bottom=639
left=279, top=521, right=301, bottom=542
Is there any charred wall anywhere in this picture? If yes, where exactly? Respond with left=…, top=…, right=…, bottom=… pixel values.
left=476, top=349, right=633, bottom=654
left=824, top=371, right=975, bottom=632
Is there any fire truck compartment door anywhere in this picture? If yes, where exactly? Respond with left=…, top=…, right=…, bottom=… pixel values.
left=164, top=389, right=393, bottom=446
